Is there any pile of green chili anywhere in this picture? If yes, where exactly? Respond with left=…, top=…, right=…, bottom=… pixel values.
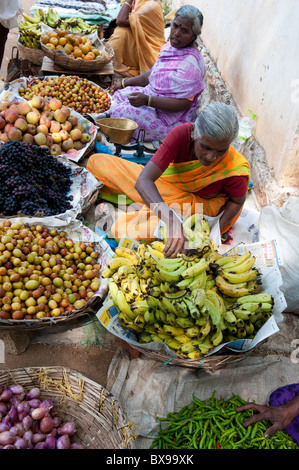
left=150, top=392, right=299, bottom=449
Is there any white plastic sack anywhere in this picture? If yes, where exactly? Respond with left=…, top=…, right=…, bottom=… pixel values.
left=258, top=198, right=299, bottom=314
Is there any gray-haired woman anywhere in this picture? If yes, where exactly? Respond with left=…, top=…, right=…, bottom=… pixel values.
left=87, top=102, right=250, bottom=256
left=100, top=5, right=206, bottom=142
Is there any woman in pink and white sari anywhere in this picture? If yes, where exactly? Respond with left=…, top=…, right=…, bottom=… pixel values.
left=106, top=5, right=206, bottom=142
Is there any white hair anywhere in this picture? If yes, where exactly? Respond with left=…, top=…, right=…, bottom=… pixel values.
left=174, top=5, right=204, bottom=36
left=194, top=102, right=239, bottom=142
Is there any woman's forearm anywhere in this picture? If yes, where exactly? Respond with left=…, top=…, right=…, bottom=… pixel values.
left=116, top=0, right=133, bottom=26
left=124, top=71, right=151, bottom=87
left=150, top=96, right=192, bottom=112
left=219, top=199, right=244, bottom=232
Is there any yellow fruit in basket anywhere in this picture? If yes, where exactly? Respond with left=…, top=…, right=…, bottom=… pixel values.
left=49, top=37, right=59, bottom=46
left=42, top=34, right=50, bottom=44
left=59, top=37, right=67, bottom=46
left=64, top=43, right=73, bottom=55
left=46, top=43, right=55, bottom=49
left=85, top=52, right=95, bottom=61
left=57, top=29, right=66, bottom=37
left=91, top=48, right=100, bottom=57
left=73, top=48, right=83, bottom=58
left=80, top=43, right=90, bottom=55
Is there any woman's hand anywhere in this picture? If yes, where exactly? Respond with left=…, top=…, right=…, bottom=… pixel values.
left=163, top=211, right=187, bottom=258
left=110, top=80, right=122, bottom=94
left=128, top=92, right=148, bottom=107
left=236, top=398, right=299, bottom=439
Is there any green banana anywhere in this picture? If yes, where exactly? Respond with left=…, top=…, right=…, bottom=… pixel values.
left=173, top=301, right=190, bottom=318
left=160, top=296, right=178, bottom=315
left=211, top=327, right=223, bottom=346
left=201, top=299, right=221, bottom=326
left=183, top=297, right=201, bottom=320
left=139, top=332, right=153, bottom=343
left=192, top=288, right=206, bottom=308
left=188, top=270, right=207, bottom=290
left=175, top=317, right=195, bottom=328
left=223, top=310, right=238, bottom=325
left=235, top=293, right=274, bottom=305
left=232, top=309, right=253, bottom=320
left=144, top=309, right=156, bottom=324
left=153, top=264, right=186, bottom=283
left=181, top=258, right=209, bottom=279
left=164, top=290, right=187, bottom=300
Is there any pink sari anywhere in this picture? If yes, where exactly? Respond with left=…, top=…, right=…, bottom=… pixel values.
left=109, top=42, right=206, bottom=142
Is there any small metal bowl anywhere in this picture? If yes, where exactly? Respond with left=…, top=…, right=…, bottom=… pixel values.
left=96, top=118, right=138, bottom=145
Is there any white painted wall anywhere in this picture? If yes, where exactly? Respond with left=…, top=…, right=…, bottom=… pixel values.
left=177, top=0, right=299, bottom=188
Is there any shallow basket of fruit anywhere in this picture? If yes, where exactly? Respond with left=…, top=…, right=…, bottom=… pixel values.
left=14, top=75, right=111, bottom=116
left=40, top=30, right=114, bottom=72
left=0, top=218, right=113, bottom=330
left=0, top=366, right=135, bottom=449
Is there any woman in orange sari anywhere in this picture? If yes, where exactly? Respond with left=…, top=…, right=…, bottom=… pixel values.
left=87, top=102, right=250, bottom=257
left=108, top=0, right=165, bottom=77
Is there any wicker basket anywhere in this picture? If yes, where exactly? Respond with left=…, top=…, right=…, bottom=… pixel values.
left=0, top=367, right=135, bottom=449
left=40, top=41, right=114, bottom=72
left=126, top=342, right=256, bottom=371
left=17, top=39, right=44, bottom=66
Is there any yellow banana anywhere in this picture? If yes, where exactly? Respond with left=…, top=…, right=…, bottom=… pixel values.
left=181, top=258, right=209, bottom=279
left=199, top=319, right=211, bottom=338
left=119, top=314, right=143, bottom=334
left=211, top=327, right=223, bottom=346
left=120, top=274, right=134, bottom=293
left=244, top=321, right=255, bottom=335
left=220, top=252, right=251, bottom=270
left=222, top=254, right=256, bottom=273
left=139, top=278, right=150, bottom=294
left=108, top=257, right=136, bottom=272
left=136, top=266, right=154, bottom=279
left=159, top=296, right=178, bottom=315
left=108, top=278, right=119, bottom=304
left=115, top=291, right=136, bottom=320
left=164, top=338, right=182, bottom=352
left=101, top=267, right=114, bottom=278
left=232, top=301, right=260, bottom=313
left=139, top=332, right=153, bottom=343
left=115, top=246, right=140, bottom=264
left=174, top=334, right=192, bottom=344
left=225, top=322, right=238, bottom=335
left=146, top=295, right=160, bottom=309
left=195, top=316, right=210, bottom=326
left=130, top=277, right=140, bottom=298
left=130, top=300, right=149, bottom=315
left=184, top=325, right=201, bottom=338
left=112, top=272, right=122, bottom=284
left=118, top=264, right=136, bottom=278
left=215, top=275, right=257, bottom=298
left=237, top=327, right=247, bottom=338
left=137, top=243, right=146, bottom=258
left=151, top=241, right=166, bottom=253
left=147, top=245, right=165, bottom=258
left=222, top=268, right=259, bottom=284
left=163, top=325, right=185, bottom=336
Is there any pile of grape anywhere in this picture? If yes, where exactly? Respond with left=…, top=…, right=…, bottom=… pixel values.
left=0, top=141, right=73, bottom=217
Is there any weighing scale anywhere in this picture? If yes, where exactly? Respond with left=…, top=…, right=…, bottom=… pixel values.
left=96, top=118, right=160, bottom=165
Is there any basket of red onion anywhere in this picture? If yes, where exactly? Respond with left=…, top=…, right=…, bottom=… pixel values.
left=0, top=366, right=135, bottom=449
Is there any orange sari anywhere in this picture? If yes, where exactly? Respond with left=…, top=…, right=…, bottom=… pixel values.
left=108, top=0, right=165, bottom=77
left=87, top=147, right=250, bottom=242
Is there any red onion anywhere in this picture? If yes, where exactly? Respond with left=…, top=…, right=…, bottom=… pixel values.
left=0, top=423, right=9, bottom=433
left=9, top=423, right=24, bottom=436
left=0, top=389, right=12, bottom=402
left=35, top=441, right=48, bottom=449
left=0, top=402, right=7, bottom=415
left=56, top=434, right=70, bottom=449
left=22, top=415, right=33, bottom=431
left=70, top=443, right=85, bottom=449
left=50, top=427, right=57, bottom=437
left=32, top=433, right=46, bottom=444
left=26, top=388, right=41, bottom=400
left=40, top=416, right=54, bottom=433
left=17, top=402, right=30, bottom=415
left=52, top=416, right=60, bottom=428
left=10, top=396, right=21, bottom=408
left=8, top=406, right=18, bottom=423
left=10, top=385, right=24, bottom=395
left=0, top=431, right=16, bottom=445
left=58, top=422, right=76, bottom=436
left=23, top=430, right=33, bottom=443
left=45, top=434, right=56, bottom=449
left=40, top=399, right=53, bottom=409
left=31, top=407, right=49, bottom=420
left=14, top=437, right=27, bottom=449
left=28, top=399, right=41, bottom=408
left=3, top=444, right=15, bottom=449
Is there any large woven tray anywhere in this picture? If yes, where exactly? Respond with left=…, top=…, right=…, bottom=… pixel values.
left=0, top=366, right=135, bottom=449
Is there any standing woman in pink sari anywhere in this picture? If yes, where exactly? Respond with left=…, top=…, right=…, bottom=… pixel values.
left=103, top=5, right=206, bottom=142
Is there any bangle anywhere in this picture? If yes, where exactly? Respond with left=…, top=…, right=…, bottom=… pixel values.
left=121, top=78, right=127, bottom=88
left=123, top=1, right=131, bottom=6
left=147, top=95, right=152, bottom=107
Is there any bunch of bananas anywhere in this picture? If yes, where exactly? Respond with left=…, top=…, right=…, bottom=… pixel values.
left=102, top=215, right=274, bottom=360
left=18, top=8, right=98, bottom=50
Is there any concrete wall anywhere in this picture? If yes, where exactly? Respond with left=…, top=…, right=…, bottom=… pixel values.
left=175, top=0, right=299, bottom=191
